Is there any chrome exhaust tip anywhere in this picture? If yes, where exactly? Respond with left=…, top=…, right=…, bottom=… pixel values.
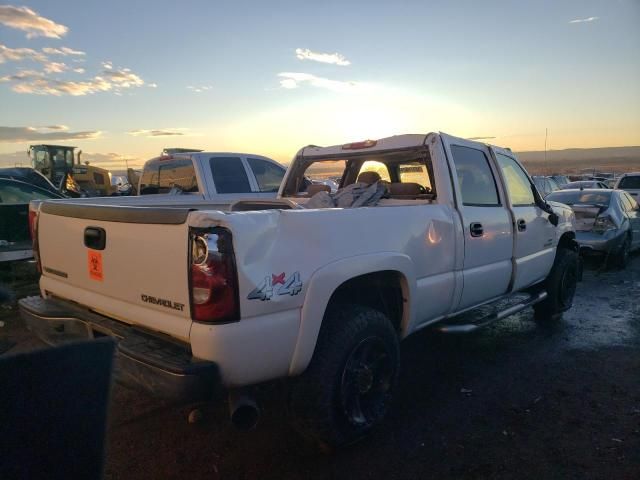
left=228, top=390, right=259, bottom=431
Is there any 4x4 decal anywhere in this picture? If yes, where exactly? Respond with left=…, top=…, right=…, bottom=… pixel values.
left=247, top=272, right=302, bottom=301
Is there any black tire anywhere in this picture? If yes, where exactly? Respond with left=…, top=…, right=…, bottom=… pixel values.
left=533, top=247, right=579, bottom=323
left=610, top=235, right=631, bottom=270
left=288, top=304, right=400, bottom=449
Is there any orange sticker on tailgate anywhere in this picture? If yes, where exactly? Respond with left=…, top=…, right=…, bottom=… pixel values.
left=88, top=250, right=103, bottom=281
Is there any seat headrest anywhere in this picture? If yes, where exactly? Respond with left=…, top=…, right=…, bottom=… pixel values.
left=306, top=184, right=331, bottom=195
left=388, top=182, right=423, bottom=196
left=357, top=171, right=382, bottom=185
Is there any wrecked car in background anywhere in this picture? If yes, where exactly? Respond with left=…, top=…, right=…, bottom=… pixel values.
left=546, top=189, right=640, bottom=268
left=0, top=177, right=63, bottom=263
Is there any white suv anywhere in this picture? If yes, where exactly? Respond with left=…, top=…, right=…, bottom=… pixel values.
left=615, top=172, right=640, bottom=199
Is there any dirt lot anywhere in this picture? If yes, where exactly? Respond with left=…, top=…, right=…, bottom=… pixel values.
left=1, top=255, right=639, bottom=480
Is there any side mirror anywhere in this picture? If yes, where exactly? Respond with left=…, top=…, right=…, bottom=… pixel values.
left=531, top=183, right=558, bottom=227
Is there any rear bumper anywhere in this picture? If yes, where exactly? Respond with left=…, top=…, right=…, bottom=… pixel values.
left=576, top=230, right=626, bottom=255
left=0, top=248, right=32, bottom=263
left=19, top=296, right=220, bottom=403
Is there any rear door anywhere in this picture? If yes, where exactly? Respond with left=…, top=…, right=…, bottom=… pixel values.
left=441, top=135, right=513, bottom=310
left=491, top=149, right=556, bottom=291
left=207, top=155, right=263, bottom=202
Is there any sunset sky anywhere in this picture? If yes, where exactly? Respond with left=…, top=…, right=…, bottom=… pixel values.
left=1, top=0, right=639, bottom=170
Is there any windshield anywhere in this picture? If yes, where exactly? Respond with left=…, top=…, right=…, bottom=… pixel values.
left=547, top=190, right=612, bottom=206
left=618, top=176, right=640, bottom=189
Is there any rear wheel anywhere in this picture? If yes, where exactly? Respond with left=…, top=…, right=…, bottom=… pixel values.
left=288, top=304, right=399, bottom=449
left=610, top=236, right=631, bottom=270
left=533, top=247, right=579, bottom=324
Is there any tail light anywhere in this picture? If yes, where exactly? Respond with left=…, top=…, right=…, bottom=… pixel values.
left=592, top=215, right=616, bottom=234
left=342, top=139, right=377, bottom=150
left=28, top=202, right=41, bottom=273
left=189, top=227, right=240, bottom=323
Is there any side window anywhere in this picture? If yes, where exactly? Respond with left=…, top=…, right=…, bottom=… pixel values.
left=451, top=145, right=499, bottom=206
left=139, top=159, right=198, bottom=194
left=619, top=176, right=640, bottom=189
left=495, top=153, right=535, bottom=206
left=158, top=160, right=198, bottom=193
left=544, top=179, right=552, bottom=195
left=210, top=157, right=251, bottom=194
left=358, top=161, right=391, bottom=182
left=65, top=150, right=74, bottom=168
left=623, top=193, right=638, bottom=211
left=619, top=195, right=630, bottom=212
left=139, top=162, right=160, bottom=194
left=246, top=158, right=285, bottom=193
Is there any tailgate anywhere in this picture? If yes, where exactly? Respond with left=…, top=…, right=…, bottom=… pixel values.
left=37, top=202, right=193, bottom=341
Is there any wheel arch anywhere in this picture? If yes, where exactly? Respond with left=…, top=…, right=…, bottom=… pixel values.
left=288, top=253, right=415, bottom=376
left=557, top=231, right=578, bottom=252
left=556, top=231, right=582, bottom=280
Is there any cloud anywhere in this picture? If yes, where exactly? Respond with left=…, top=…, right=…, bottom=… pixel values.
left=277, top=72, right=365, bottom=93
left=0, top=125, right=101, bottom=143
left=295, top=48, right=351, bottom=66
left=73, top=67, right=85, bottom=74
left=147, top=83, right=158, bottom=88
left=187, top=85, right=212, bottom=93
left=0, top=65, right=147, bottom=96
left=127, top=129, right=187, bottom=137
left=100, top=67, right=144, bottom=88
left=0, top=44, right=48, bottom=63
left=0, top=5, right=68, bottom=38
left=42, top=47, right=85, bottom=56
left=0, top=45, right=85, bottom=68
left=43, top=61, right=67, bottom=73
left=102, top=61, right=112, bottom=69
left=37, top=125, right=68, bottom=130
left=569, top=16, right=599, bottom=24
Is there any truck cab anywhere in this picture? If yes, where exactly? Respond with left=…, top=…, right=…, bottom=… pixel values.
left=138, top=152, right=287, bottom=204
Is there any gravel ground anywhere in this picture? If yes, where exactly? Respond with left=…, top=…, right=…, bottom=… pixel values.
left=1, top=254, right=639, bottom=480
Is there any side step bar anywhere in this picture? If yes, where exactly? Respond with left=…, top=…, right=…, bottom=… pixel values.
left=437, top=291, right=547, bottom=334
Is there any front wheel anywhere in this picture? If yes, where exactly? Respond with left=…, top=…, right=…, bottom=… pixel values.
left=533, top=247, right=579, bottom=324
left=288, top=305, right=400, bottom=449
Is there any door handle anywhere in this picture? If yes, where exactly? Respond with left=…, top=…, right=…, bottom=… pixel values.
left=469, top=222, right=484, bottom=237
left=84, top=226, right=106, bottom=250
left=517, top=219, right=527, bottom=232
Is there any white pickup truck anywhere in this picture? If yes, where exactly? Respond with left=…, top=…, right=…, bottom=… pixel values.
left=85, top=152, right=286, bottom=209
left=20, top=132, right=579, bottom=447
left=136, top=151, right=286, bottom=203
